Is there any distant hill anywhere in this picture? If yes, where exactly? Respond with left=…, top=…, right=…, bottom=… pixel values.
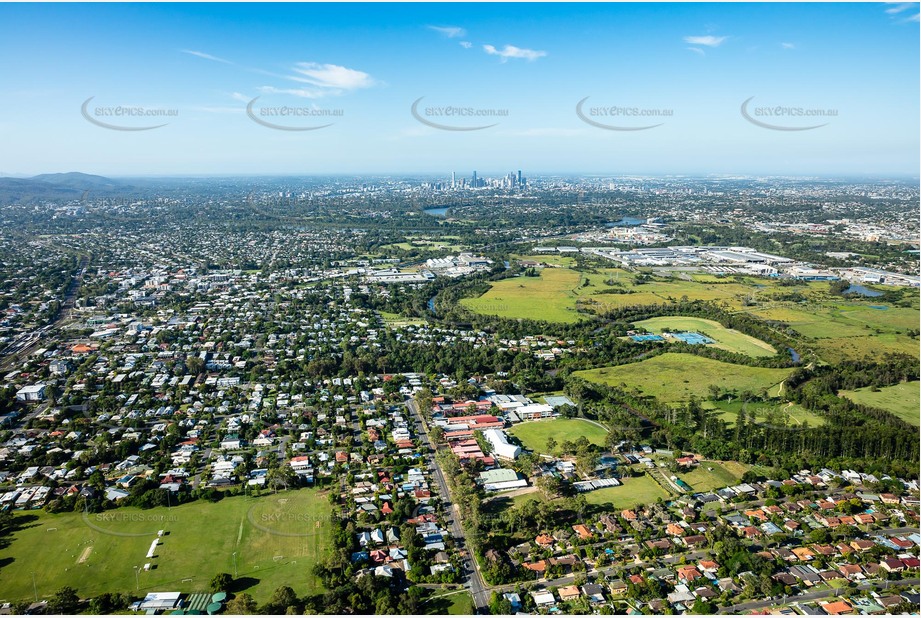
left=0, top=172, right=130, bottom=203
left=31, top=172, right=124, bottom=189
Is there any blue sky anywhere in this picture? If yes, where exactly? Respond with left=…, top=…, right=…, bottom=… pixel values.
left=0, top=2, right=918, bottom=177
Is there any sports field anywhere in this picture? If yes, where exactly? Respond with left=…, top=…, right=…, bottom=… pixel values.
left=575, top=353, right=793, bottom=403
left=0, top=489, right=331, bottom=604
left=838, top=381, right=921, bottom=426
left=380, top=311, right=426, bottom=327
left=633, top=316, right=777, bottom=357
left=583, top=474, right=669, bottom=508
left=508, top=418, right=608, bottom=454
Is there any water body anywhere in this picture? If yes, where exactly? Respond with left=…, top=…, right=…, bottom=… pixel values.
left=869, top=305, right=889, bottom=310
left=606, top=216, right=646, bottom=227
left=423, top=207, right=450, bottom=217
left=843, top=284, right=883, bottom=297
left=787, top=348, right=801, bottom=363
left=427, top=296, right=437, bottom=315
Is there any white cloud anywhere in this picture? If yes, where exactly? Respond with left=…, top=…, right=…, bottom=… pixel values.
left=884, top=2, right=915, bottom=13
left=781, top=42, right=796, bottom=49
left=482, top=44, right=547, bottom=62
left=230, top=92, right=249, bottom=102
left=428, top=25, right=466, bottom=38
left=286, top=62, right=376, bottom=92
left=687, top=47, right=706, bottom=56
left=683, top=35, right=728, bottom=47
left=908, top=12, right=921, bottom=20
left=258, top=85, right=332, bottom=99
left=181, top=49, right=233, bottom=64
left=459, top=41, right=472, bottom=49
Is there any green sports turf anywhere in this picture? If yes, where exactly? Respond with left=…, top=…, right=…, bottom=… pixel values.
left=0, top=489, right=331, bottom=604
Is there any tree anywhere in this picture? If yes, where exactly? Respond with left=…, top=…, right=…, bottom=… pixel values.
left=226, top=593, right=258, bottom=615
left=210, top=572, right=233, bottom=593
left=545, top=436, right=557, bottom=453
left=47, top=586, right=80, bottom=614
left=261, top=585, right=299, bottom=614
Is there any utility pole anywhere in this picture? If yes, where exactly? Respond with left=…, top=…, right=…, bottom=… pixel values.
left=134, top=565, right=140, bottom=590
left=32, top=572, right=38, bottom=602
left=232, top=552, right=238, bottom=579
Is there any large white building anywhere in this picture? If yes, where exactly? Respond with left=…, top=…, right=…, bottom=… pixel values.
left=15, top=384, right=46, bottom=402
left=483, top=428, right=521, bottom=460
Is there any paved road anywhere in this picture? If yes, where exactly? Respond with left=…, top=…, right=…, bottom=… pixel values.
left=404, top=396, right=919, bottom=612
left=721, top=577, right=921, bottom=614
left=406, top=398, right=491, bottom=612
left=489, top=550, right=710, bottom=594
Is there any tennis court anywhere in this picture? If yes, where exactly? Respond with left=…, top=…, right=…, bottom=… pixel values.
left=672, top=331, right=714, bottom=345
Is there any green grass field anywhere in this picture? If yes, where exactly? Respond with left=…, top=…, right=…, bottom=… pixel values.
left=583, top=474, right=669, bottom=509
left=0, top=489, right=331, bottom=604
left=461, top=265, right=919, bottom=363
left=460, top=268, right=585, bottom=323
left=702, top=399, right=826, bottom=427
left=633, top=316, right=777, bottom=357
left=380, top=311, right=426, bottom=327
left=839, top=381, right=921, bottom=426
left=511, top=253, right=578, bottom=268
left=508, top=418, right=608, bottom=454
left=746, top=303, right=919, bottom=363
left=424, top=590, right=473, bottom=615
left=678, top=461, right=743, bottom=492
left=575, top=353, right=793, bottom=403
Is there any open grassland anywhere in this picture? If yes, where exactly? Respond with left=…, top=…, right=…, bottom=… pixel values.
left=508, top=418, right=608, bottom=454
left=583, top=474, right=669, bottom=508
left=702, top=399, right=826, bottom=427
left=512, top=253, right=579, bottom=267
left=839, top=381, right=921, bottom=426
left=633, top=316, right=776, bottom=357
left=678, top=461, right=744, bottom=492
left=461, top=265, right=918, bottom=363
left=0, top=489, right=331, bottom=604
left=589, top=274, right=826, bottom=312
left=460, top=268, right=585, bottom=323
left=575, top=353, right=793, bottom=403
left=746, top=302, right=919, bottom=363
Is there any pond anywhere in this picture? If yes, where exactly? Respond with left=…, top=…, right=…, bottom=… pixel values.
left=423, top=207, right=450, bottom=217
left=843, top=284, right=883, bottom=297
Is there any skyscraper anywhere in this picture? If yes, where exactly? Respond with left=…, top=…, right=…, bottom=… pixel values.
left=451, top=171, right=456, bottom=187
left=517, top=170, right=522, bottom=186
left=472, top=170, right=477, bottom=188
